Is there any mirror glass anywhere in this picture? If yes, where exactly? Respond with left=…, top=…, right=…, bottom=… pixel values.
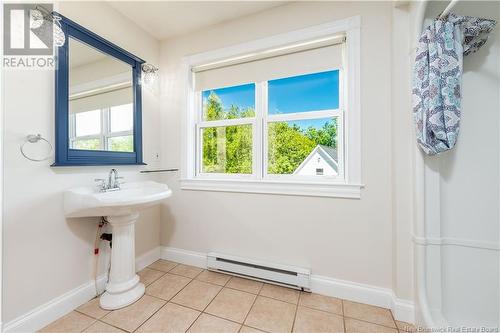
left=68, top=37, right=134, bottom=152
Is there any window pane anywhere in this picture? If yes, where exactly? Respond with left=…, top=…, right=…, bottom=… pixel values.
left=201, top=125, right=252, bottom=174
left=268, top=70, right=339, bottom=115
left=110, top=104, right=133, bottom=132
left=268, top=118, right=338, bottom=175
left=75, top=110, right=101, bottom=136
left=202, top=84, right=255, bottom=121
left=108, top=135, right=133, bottom=152
left=72, top=138, right=100, bottom=150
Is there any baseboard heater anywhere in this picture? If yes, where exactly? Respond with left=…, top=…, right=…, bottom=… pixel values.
left=207, top=252, right=311, bottom=291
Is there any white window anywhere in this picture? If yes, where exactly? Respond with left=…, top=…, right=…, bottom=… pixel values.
left=69, top=103, right=134, bottom=152
left=182, top=17, right=361, bottom=198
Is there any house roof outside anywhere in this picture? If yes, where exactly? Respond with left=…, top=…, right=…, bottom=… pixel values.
left=293, top=144, right=338, bottom=175
left=318, top=144, right=337, bottom=162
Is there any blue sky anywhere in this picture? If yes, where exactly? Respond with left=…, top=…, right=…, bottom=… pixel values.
left=288, top=118, right=335, bottom=130
left=268, top=70, right=339, bottom=115
left=202, top=84, right=255, bottom=110
left=202, top=70, right=339, bottom=129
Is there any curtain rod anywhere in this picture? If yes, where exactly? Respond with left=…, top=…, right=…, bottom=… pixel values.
left=192, top=34, right=346, bottom=73
left=439, top=0, right=459, bottom=19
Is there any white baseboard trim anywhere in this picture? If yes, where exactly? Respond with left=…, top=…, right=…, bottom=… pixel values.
left=3, top=246, right=162, bottom=333
left=310, top=274, right=415, bottom=324
left=161, top=246, right=207, bottom=268
left=3, top=275, right=107, bottom=333
left=136, top=246, right=162, bottom=271
left=161, top=246, right=415, bottom=324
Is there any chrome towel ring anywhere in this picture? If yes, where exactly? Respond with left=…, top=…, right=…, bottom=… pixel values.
left=20, top=134, right=53, bottom=162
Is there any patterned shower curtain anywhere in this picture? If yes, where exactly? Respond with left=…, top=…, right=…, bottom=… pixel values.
left=412, top=13, right=496, bottom=155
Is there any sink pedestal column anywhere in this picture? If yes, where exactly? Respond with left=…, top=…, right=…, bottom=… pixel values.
left=100, top=213, right=145, bottom=310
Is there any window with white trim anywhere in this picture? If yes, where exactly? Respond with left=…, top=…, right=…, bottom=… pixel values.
left=69, top=103, right=134, bottom=152
left=183, top=18, right=361, bottom=198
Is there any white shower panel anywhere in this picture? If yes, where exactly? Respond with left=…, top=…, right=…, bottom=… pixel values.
left=416, top=0, right=500, bottom=328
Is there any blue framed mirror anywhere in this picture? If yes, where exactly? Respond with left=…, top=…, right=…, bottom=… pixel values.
left=53, top=14, right=145, bottom=166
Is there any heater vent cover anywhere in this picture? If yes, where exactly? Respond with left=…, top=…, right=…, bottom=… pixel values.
left=207, top=252, right=311, bottom=291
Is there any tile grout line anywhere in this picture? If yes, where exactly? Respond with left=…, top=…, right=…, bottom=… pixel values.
left=79, top=321, right=98, bottom=333
left=147, top=261, right=179, bottom=273
left=65, top=261, right=401, bottom=333
left=139, top=270, right=167, bottom=287
left=89, top=295, right=384, bottom=332
left=289, top=292, right=300, bottom=333
left=169, top=265, right=205, bottom=280
left=257, top=284, right=301, bottom=305
left=104, top=263, right=182, bottom=333
left=192, top=277, right=270, bottom=332
left=129, top=299, right=170, bottom=333
left=74, top=312, right=97, bottom=333
left=197, top=278, right=226, bottom=312
left=239, top=279, right=261, bottom=332
left=183, top=276, right=238, bottom=332
left=388, top=303, right=399, bottom=332
left=162, top=288, right=268, bottom=330
left=295, top=296, right=395, bottom=330
left=37, top=310, right=96, bottom=332
left=343, top=316, right=400, bottom=331
left=342, top=299, right=346, bottom=333
left=128, top=263, right=181, bottom=331
left=183, top=311, right=203, bottom=332
left=241, top=283, right=295, bottom=333
left=297, top=302, right=343, bottom=316
left=168, top=273, right=228, bottom=331
left=142, top=266, right=169, bottom=274
left=94, top=320, right=127, bottom=332
left=132, top=264, right=201, bottom=333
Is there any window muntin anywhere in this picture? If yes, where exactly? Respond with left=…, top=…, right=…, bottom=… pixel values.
left=183, top=20, right=363, bottom=198
left=70, top=103, right=134, bottom=152
left=195, top=69, right=342, bottom=180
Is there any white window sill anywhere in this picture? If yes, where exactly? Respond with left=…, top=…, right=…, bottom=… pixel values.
left=180, top=178, right=363, bottom=199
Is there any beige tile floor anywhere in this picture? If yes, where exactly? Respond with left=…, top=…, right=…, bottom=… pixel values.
left=40, top=260, right=416, bottom=333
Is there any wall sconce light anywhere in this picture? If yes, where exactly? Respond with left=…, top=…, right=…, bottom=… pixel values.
left=141, top=63, right=159, bottom=86
left=30, top=6, right=66, bottom=47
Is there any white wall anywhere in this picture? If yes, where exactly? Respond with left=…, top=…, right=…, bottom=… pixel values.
left=2, top=2, right=161, bottom=324
left=159, top=1, right=414, bottom=302
left=391, top=3, right=415, bottom=303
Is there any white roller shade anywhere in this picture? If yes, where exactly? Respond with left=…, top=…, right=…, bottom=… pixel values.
left=69, top=87, right=133, bottom=114
left=194, top=41, right=344, bottom=92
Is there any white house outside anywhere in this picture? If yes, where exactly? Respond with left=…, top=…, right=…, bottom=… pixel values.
left=294, top=144, right=338, bottom=176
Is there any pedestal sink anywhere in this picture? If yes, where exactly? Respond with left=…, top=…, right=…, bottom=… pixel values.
left=64, top=180, right=172, bottom=310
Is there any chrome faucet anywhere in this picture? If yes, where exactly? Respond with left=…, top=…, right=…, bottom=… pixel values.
left=108, top=169, right=119, bottom=190
left=95, top=169, right=124, bottom=192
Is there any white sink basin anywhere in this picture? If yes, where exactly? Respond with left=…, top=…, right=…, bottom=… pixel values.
left=64, top=180, right=172, bottom=218
left=64, top=180, right=172, bottom=310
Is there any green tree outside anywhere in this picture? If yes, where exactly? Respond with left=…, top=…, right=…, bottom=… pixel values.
left=202, top=91, right=337, bottom=174
left=109, top=135, right=133, bottom=152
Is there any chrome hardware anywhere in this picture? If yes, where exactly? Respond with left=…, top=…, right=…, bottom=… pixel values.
left=94, top=178, right=106, bottom=191
left=95, top=170, right=125, bottom=192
